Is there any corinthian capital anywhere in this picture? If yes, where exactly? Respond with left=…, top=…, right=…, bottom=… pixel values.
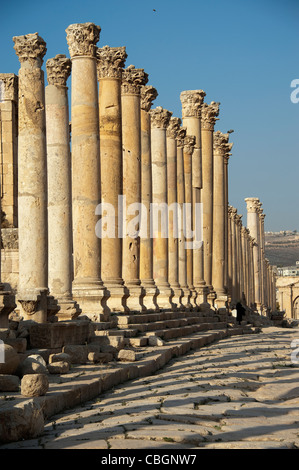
left=46, top=54, right=71, bottom=87
left=201, top=101, right=220, bottom=130
left=150, top=106, right=172, bottom=129
left=245, top=197, right=260, bottom=213
left=140, top=85, right=158, bottom=111
left=13, top=32, right=47, bottom=67
left=65, top=22, right=101, bottom=58
left=166, top=117, right=182, bottom=139
left=0, top=74, right=18, bottom=101
left=176, top=127, right=187, bottom=147
left=213, top=130, right=233, bottom=156
left=96, top=46, right=127, bottom=79
left=121, top=65, right=148, bottom=95
left=180, top=90, right=206, bottom=118
left=183, top=135, right=196, bottom=155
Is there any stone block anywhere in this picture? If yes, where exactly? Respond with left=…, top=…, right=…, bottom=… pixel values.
left=47, top=361, right=70, bottom=374
left=21, top=373, right=49, bottom=397
left=29, top=321, right=90, bottom=349
left=62, top=344, right=88, bottom=364
left=0, top=344, right=20, bottom=375
left=0, top=399, right=44, bottom=443
left=0, top=374, right=20, bottom=392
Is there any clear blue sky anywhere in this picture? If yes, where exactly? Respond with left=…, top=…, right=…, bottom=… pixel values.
left=1, top=0, right=298, bottom=231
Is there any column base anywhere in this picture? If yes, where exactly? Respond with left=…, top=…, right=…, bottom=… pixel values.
left=0, top=284, right=16, bottom=328
left=125, top=285, right=146, bottom=313
left=155, top=284, right=176, bottom=311
left=194, top=284, right=209, bottom=305
left=49, top=297, right=82, bottom=321
left=104, top=283, right=130, bottom=314
left=171, top=286, right=185, bottom=311
left=207, top=287, right=217, bottom=308
left=214, top=292, right=228, bottom=310
left=140, top=282, right=160, bottom=312
left=180, top=287, right=193, bottom=311
left=72, top=280, right=109, bottom=321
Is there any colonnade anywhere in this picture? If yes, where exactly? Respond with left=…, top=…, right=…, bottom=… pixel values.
left=0, top=22, right=277, bottom=324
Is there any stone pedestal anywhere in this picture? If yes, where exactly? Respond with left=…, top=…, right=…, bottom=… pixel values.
left=45, top=54, right=81, bottom=321
left=140, top=85, right=159, bottom=311
left=150, top=106, right=174, bottom=310
left=166, top=117, right=184, bottom=310
left=66, top=22, right=108, bottom=320
left=13, top=32, right=50, bottom=322
left=97, top=46, right=128, bottom=313
left=201, top=101, right=220, bottom=304
left=121, top=65, right=148, bottom=312
left=180, top=90, right=208, bottom=306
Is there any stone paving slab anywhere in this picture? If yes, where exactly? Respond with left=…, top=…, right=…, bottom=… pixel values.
left=1, top=326, right=299, bottom=449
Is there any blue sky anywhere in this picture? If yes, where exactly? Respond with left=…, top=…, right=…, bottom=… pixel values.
left=1, top=0, right=298, bottom=231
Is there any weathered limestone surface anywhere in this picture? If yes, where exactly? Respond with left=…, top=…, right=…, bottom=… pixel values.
left=66, top=23, right=107, bottom=320
left=150, top=106, right=174, bottom=310
left=121, top=65, right=148, bottom=312
left=13, top=32, right=48, bottom=322
left=140, top=85, right=159, bottom=311
left=201, top=101, right=220, bottom=303
left=97, top=46, right=128, bottom=313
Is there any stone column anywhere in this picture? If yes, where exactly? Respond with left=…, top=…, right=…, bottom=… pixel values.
left=97, top=45, right=128, bottom=313
left=140, top=85, right=159, bottom=311
left=180, top=90, right=207, bottom=306
left=0, top=74, right=18, bottom=227
left=176, top=127, right=192, bottom=309
left=241, top=227, right=248, bottom=305
left=150, top=106, right=174, bottom=310
left=259, top=209, right=266, bottom=311
left=245, top=197, right=262, bottom=312
left=249, top=235, right=256, bottom=310
left=45, top=54, right=81, bottom=320
left=201, top=101, right=220, bottom=303
left=166, top=117, right=184, bottom=310
left=230, top=206, right=238, bottom=305
left=227, top=206, right=233, bottom=305
left=183, top=135, right=197, bottom=309
left=212, top=131, right=233, bottom=308
left=121, top=65, right=148, bottom=312
left=66, top=22, right=107, bottom=320
left=13, top=32, right=49, bottom=322
left=236, top=214, right=244, bottom=302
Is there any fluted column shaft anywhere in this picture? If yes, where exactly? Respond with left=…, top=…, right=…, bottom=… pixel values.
left=66, top=22, right=107, bottom=319
left=13, top=32, right=48, bottom=322
left=97, top=46, right=128, bottom=313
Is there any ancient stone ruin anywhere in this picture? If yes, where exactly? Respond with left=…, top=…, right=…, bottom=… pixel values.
left=0, top=23, right=278, bottom=442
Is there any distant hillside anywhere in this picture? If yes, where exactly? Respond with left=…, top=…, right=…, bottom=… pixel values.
left=265, top=231, right=299, bottom=267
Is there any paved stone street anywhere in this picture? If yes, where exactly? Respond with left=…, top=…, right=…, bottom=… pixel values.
left=1, top=327, right=299, bottom=450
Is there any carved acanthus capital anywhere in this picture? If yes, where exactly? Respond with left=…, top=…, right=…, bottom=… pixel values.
left=96, top=46, right=127, bottom=79
left=176, top=127, right=187, bottom=147
left=13, top=32, right=47, bottom=67
left=166, top=117, right=182, bottom=139
left=0, top=74, right=18, bottom=102
left=46, top=54, right=71, bottom=87
left=213, top=130, right=233, bottom=157
left=150, top=106, right=172, bottom=129
left=201, top=101, right=220, bottom=130
left=121, top=65, right=148, bottom=95
left=228, top=206, right=238, bottom=220
left=235, top=214, right=243, bottom=226
left=140, top=85, right=158, bottom=111
left=183, top=135, right=196, bottom=155
left=180, top=90, right=206, bottom=118
left=65, top=22, right=101, bottom=58
left=245, top=197, right=260, bottom=213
